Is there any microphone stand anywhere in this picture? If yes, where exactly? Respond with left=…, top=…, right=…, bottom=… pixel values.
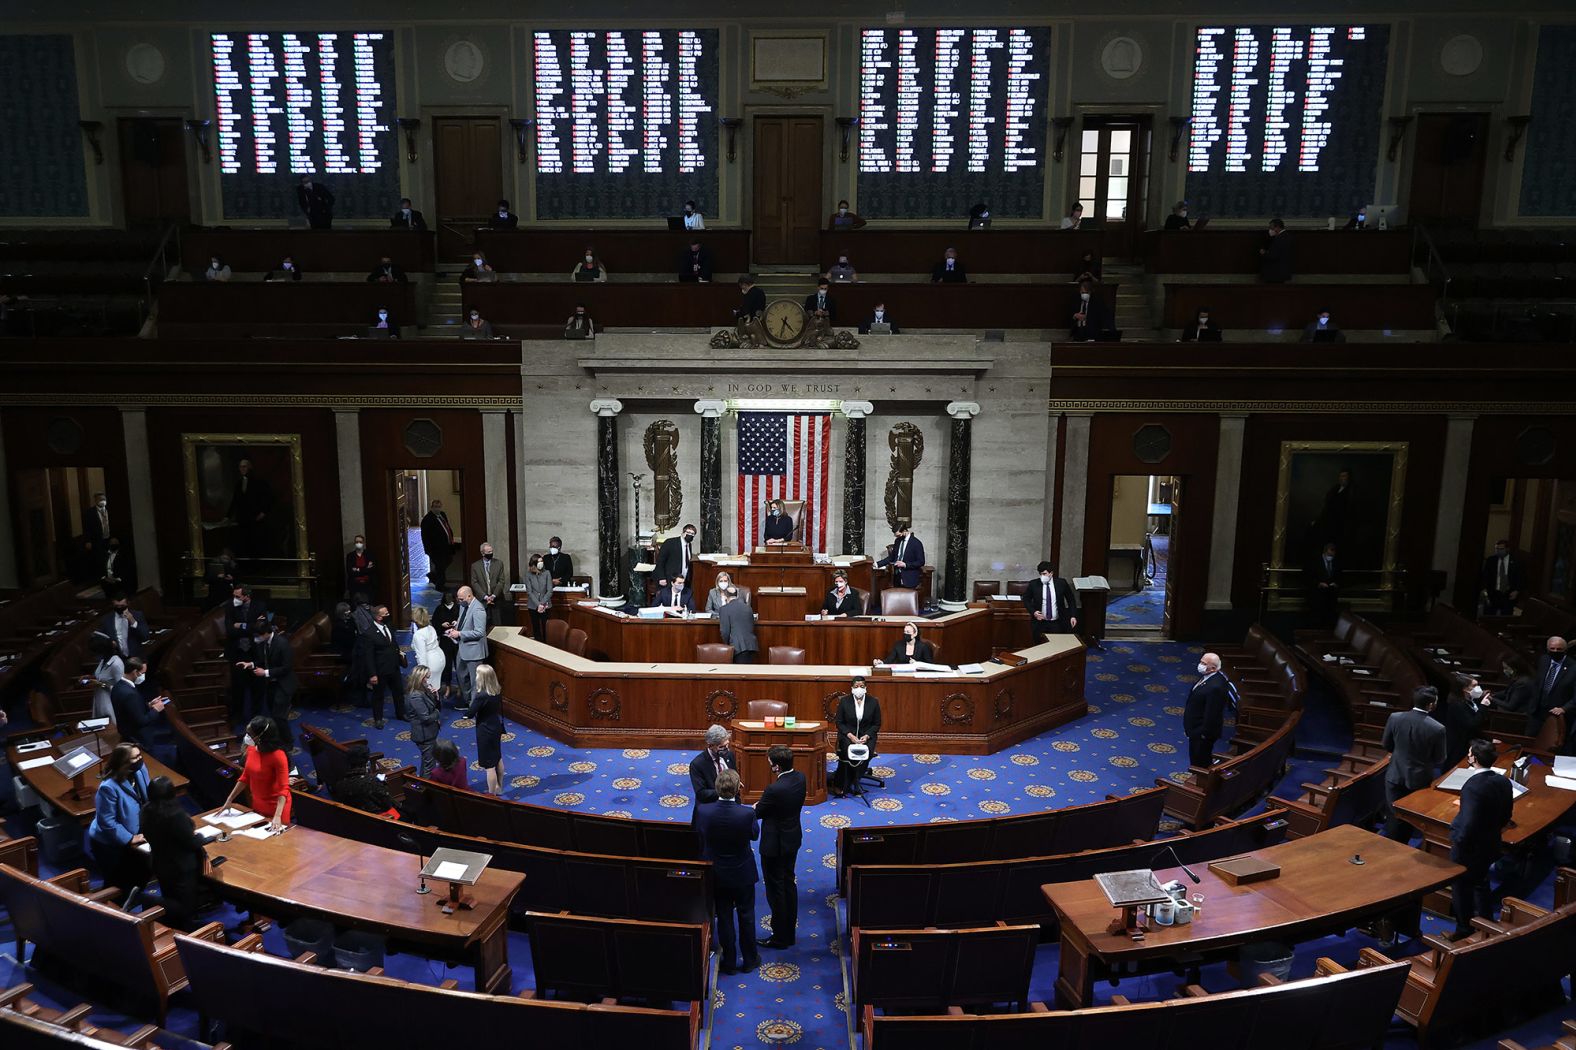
left=1151, top=843, right=1201, bottom=885
left=399, top=832, right=431, bottom=895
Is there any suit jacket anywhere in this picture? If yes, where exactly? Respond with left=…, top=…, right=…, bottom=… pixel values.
left=1180, top=322, right=1223, bottom=342
left=1022, top=576, right=1077, bottom=630
left=1449, top=767, right=1514, bottom=862
left=224, top=599, right=262, bottom=660
left=1305, top=554, right=1341, bottom=592
left=931, top=260, right=967, bottom=283
left=420, top=511, right=454, bottom=559
left=470, top=557, right=508, bottom=606
left=88, top=766, right=152, bottom=849
left=297, top=182, right=334, bottom=222
left=101, top=546, right=138, bottom=593
left=735, top=286, right=766, bottom=318
left=1531, top=655, right=1576, bottom=720
left=654, top=535, right=694, bottom=584
left=84, top=505, right=112, bottom=550
left=858, top=311, right=901, bottom=335
left=755, top=769, right=806, bottom=858
left=455, top=599, right=489, bottom=661
left=255, top=632, right=298, bottom=704
left=689, top=747, right=737, bottom=807
left=1183, top=672, right=1229, bottom=744
left=823, top=588, right=863, bottom=617
left=678, top=247, right=713, bottom=282
left=357, top=620, right=402, bottom=681
left=763, top=513, right=795, bottom=543
left=1494, top=676, right=1538, bottom=716
left=546, top=551, right=575, bottom=585
left=390, top=209, right=427, bottom=230
left=1382, top=707, right=1448, bottom=789
left=489, top=212, right=519, bottom=229
left=704, top=586, right=743, bottom=614
left=835, top=694, right=882, bottom=757
left=693, top=799, right=759, bottom=888
left=718, top=600, right=758, bottom=654
left=109, top=678, right=169, bottom=747
left=877, top=535, right=925, bottom=589
left=803, top=291, right=837, bottom=322
left=99, top=610, right=151, bottom=659
left=883, top=638, right=935, bottom=665
left=1068, top=294, right=1112, bottom=340
left=406, top=686, right=442, bottom=745
left=1480, top=553, right=1524, bottom=597
left=654, top=584, right=694, bottom=611
left=1260, top=232, right=1293, bottom=283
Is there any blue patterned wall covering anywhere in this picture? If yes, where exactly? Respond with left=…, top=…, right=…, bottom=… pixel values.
left=1520, top=25, right=1576, bottom=217
left=0, top=35, right=89, bottom=217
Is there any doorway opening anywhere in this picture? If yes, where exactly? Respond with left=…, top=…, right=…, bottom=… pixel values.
left=117, top=118, right=191, bottom=228
left=1105, top=474, right=1178, bottom=636
left=12, top=466, right=109, bottom=587
left=432, top=116, right=504, bottom=261
left=1075, top=115, right=1152, bottom=260
left=752, top=115, right=824, bottom=265
left=389, top=469, right=465, bottom=625
left=1407, top=113, right=1489, bottom=228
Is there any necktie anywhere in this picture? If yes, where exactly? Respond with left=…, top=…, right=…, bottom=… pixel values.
left=946, top=261, right=953, bottom=271
left=1549, top=660, right=1562, bottom=690
left=99, top=508, right=108, bottom=533
left=117, top=617, right=128, bottom=650
left=818, top=294, right=825, bottom=309
left=1046, top=581, right=1055, bottom=620
left=1497, top=556, right=1508, bottom=591
left=714, top=753, right=725, bottom=777
left=379, top=624, right=389, bottom=641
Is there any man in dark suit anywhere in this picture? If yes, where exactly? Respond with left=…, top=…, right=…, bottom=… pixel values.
left=224, top=584, right=263, bottom=726
left=241, top=616, right=297, bottom=730
left=390, top=197, right=426, bottom=230
left=100, top=537, right=137, bottom=594
left=734, top=276, right=767, bottom=346
left=877, top=525, right=924, bottom=590
left=1480, top=539, right=1523, bottom=616
left=297, top=175, right=334, bottom=229
left=834, top=675, right=882, bottom=797
left=357, top=603, right=404, bottom=729
left=693, top=769, right=760, bottom=975
left=420, top=499, right=456, bottom=589
left=1525, top=636, right=1575, bottom=740
left=654, top=574, right=693, bottom=613
left=1068, top=278, right=1111, bottom=341
left=545, top=536, right=574, bottom=586
left=100, top=594, right=151, bottom=660
left=344, top=535, right=377, bottom=599
left=858, top=302, right=900, bottom=334
left=655, top=524, right=697, bottom=589
left=931, top=248, right=966, bottom=283
left=1022, top=561, right=1077, bottom=639
left=110, top=658, right=175, bottom=765
left=1180, top=308, right=1223, bottom=342
left=1447, top=738, right=1515, bottom=940
left=689, top=724, right=736, bottom=814
left=822, top=571, right=863, bottom=618
left=83, top=491, right=111, bottom=560
left=717, top=587, right=757, bottom=663
left=1305, top=541, right=1341, bottom=626
left=755, top=745, right=806, bottom=949
left=1258, top=217, right=1291, bottom=283
left=762, top=499, right=795, bottom=545
left=366, top=256, right=408, bottom=283
left=678, top=240, right=712, bottom=282
left=1381, top=686, right=1448, bottom=841
left=803, top=278, right=836, bottom=344
left=489, top=200, right=519, bottom=229
left=228, top=458, right=274, bottom=557
left=1183, top=653, right=1230, bottom=768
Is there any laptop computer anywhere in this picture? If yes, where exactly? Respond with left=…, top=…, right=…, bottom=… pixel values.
left=866, top=322, right=893, bottom=335
left=365, top=327, right=394, bottom=339
left=562, top=327, right=594, bottom=340
left=666, top=216, right=686, bottom=231
left=1192, top=216, right=1211, bottom=231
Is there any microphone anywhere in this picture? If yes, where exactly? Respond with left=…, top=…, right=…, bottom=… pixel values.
left=397, top=832, right=431, bottom=895
left=1151, top=843, right=1201, bottom=885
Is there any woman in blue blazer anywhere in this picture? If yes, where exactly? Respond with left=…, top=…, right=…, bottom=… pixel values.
left=87, top=742, right=153, bottom=895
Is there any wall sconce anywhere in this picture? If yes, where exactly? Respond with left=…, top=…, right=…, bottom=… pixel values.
left=395, top=118, right=421, bottom=163
left=1385, top=116, right=1413, bottom=163
left=835, top=117, right=858, bottom=163
left=1051, top=117, right=1074, bottom=163
left=720, top=118, right=743, bottom=163
left=77, top=121, right=104, bottom=165
left=1503, top=115, right=1531, bottom=162
left=1167, top=116, right=1191, bottom=163
left=507, top=118, right=534, bottom=165
left=183, top=118, right=212, bottom=164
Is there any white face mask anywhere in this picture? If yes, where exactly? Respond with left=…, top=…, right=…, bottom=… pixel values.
left=135, top=672, right=147, bottom=685
left=355, top=542, right=365, bottom=551
left=585, top=255, right=594, bottom=263
left=243, top=734, right=254, bottom=748
left=838, top=208, right=847, bottom=216
left=549, top=546, right=559, bottom=555
left=474, top=257, right=484, bottom=266
left=852, top=687, right=865, bottom=699
left=718, top=579, right=730, bottom=589
left=283, top=261, right=293, bottom=270
left=1080, top=292, right=1091, bottom=302
left=377, top=311, right=388, bottom=320
left=211, top=261, right=220, bottom=269
left=1040, top=573, right=1051, bottom=584
left=233, top=597, right=243, bottom=606
left=1197, top=663, right=1209, bottom=675
left=1469, top=685, right=1484, bottom=701
left=470, top=313, right=480, bottom=322
left=97, top=500, right=107, bottom=509
left=401, top=207, right=410, bottom=215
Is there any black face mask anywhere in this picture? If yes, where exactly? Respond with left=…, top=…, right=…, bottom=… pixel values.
left=130, top=759, right=145, bottom=773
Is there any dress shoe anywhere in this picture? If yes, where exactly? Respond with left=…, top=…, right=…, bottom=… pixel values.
left=719, top=964, right=737, bottom=976
left=373, top=719, right=386, bottom=729
left=742, top=957, right=760, bottom=971
left=1445, top=928, right=1474, bottom=942
left=760, top=938, right=794, bottom=950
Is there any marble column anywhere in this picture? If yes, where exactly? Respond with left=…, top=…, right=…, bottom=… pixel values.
left=1431, top=414, right=1477, bottom=594
left=333, top=408, right=366, bottom=547
left=1057, top=413, right=1093, bottom=579
left=944, top=402, right=980, bottom=603
left=511, top=408, right=530, bottom=570
left=1041, top=410, right=1061, bottom=566
left=1206, top=413, right=1248, bottom=610
left=481, top=410, right=512, bottom=572
left=120, top=407, right=162, bottom=592
left=840, top=400, right=873, bottom=555
left=590, top=399, right=624, bottom=597
left=0, top=413, right=17, bottom=588
left=694, top=399, right=727, bottom=553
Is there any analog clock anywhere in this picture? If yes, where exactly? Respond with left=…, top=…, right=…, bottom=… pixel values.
left=762, top=298, right=808, bottom=347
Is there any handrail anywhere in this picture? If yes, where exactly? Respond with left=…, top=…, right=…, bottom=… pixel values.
left=1410, top=223, right=1452, bottom=299
left=140, top=221, right=182, bottom=318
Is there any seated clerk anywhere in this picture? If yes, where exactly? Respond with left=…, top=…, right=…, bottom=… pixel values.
left=489, top=199, right=519, bottom=229
left=826, top=253, right=858, bottom=283
left=678, top=239, right=713, bottom=283
left=564, top=303, right=595, bottom=336
left=366, top=256, right=407, bottom=283
left=1068, top=278, right=1111, bottom=341
left=371, top=306, right=397, bottom=334
left=460, top=308, right=494, bottom=340
left=330, top=743, right=400, bottom=819
left=1059, top=202, right=1086, bottom=231
left=654, top=573, right=693, bottom=613
left=390, top=197, right=427, bottom=230
left=803, top=277, right=836, bottom=325
left=1164, top=201, right=1193, bottom=231
left=828, top=199, right=866, bottom=231
left=822, top=570, right=862, bottom=618
left=858, top=301, right=899, bottom=334
left=1301, top=308, right=1347, bottom=343
left=931, top=247, right=967, bottom=283
left=204, top=256, right=232, bottom=282
left=460, top=251, right=498, bottom=283
left=874, top=621, right=934, bottom=666
left=681, top=199, right=706, bottom=230
left=763, top=499, right=795, bottom=546
left=1180, top=306, right=1223, bottom=342
left=704, top=570, right=744, bottom=613
left=263, top=256, right=303, bottom=282
left=571, top=247, right=608, bottom=282
left=968, top=202, right=992, bottom=229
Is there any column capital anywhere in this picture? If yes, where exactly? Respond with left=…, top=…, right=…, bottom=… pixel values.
left=946, top=401, right=981, bottom=420
left=693, top=398, right=728, bottom=418
left=589, top=398, right=624, bottom=417
left=331, top=406, right=359, bottom=416
left=840, top=400, right=874, bottom=419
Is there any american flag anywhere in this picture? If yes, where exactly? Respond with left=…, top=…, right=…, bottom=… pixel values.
left=737, top=412, right=832, bottom=553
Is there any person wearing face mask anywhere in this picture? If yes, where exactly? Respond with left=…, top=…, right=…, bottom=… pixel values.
left=1445, top=738, right=1515, bottom=941
left=689, top=724, right=736, bottom=814
left=239, top=616, right=297, bottom=730
left=296, top=174, right=334, bottom=229
left=224, top=584, right=263, bottom=726
left=1300, top=308, right=1345, bottom=343
left=826, top=253, right=859, bottom=282
left=222, top=716, right=292, bottom=832
left=86, top=631, right=124, bottom=725
left=489, top=199, right=519, bottom=229
left=655, top=524, right=699, bottom=592
left=545, top=536, right=575, bottom=586
left=763, top=499, right=795, bottom=546
left=264, top=255, right=303, bottom=282
left=1525, top=636, right=1574, bottom=742
left=677, top=239, right=713, bottom=283
left=100, top=535, right=137, bottom=592
left=331, top=743, right=401, bottom=817
left=405, top=665, right=444, bottom=777
left=523, top=554, right=553, bottom=641
left=84, top=490, right=112, bottom=560
left=705, top=571, right=747, bottom=614
left=88, top=743, right=154, bottom=896
left=1164, top=201, right=1193, bottom=231
left=1479, top=539, right=1523, bottom=617
left=877, top=524, right=925, bottom=590
left=1259, top=217, right=1292, bottom=283
left=460, top=251, right=497, bottom=284
left=461, top=308, right=495, bottom=340
left=420, top=499, right=456, bottom=589
left=931, top=247, right=967, bottom=283
left=833, top=676, right=882, bottom=797
left=822, top=570, right=863, bottom=618
left=470, top=542, right=509, bottom=628
left=1182, top=653, right=1230, bottom=770
left=1435, top=677, right=1489, bottom=768
left=876, top=621, right=934, bottom=666
left=365, top=255, right=408, bottom=283
left=432, top=590, right=461, bottom=690
left=827, top=199, right=866, bottom=231
left=357, top=603, right=405, bottom=729
left=968, top=202, right=992, bottom=229
left=139, top=775, right=217, bottom=931
left=858, top=301, right=900, bottom=335
left=1069, top=277, right=1111, bottom=342
left=1381, top=685, right=1447, bottom=841
left=389, top=196, right=427, bottom=230
left=1022, top=561, right=1078, bottom=639
left=1058, top=202, right=1084, bottom=231
left=409, top=606, right=448, bottom=702
left=204, top=255, right=232, bottom=282
left=345, top=534, right=377, bottom=598
left=655, top=573, right=693, bottom=614
left=449, top=585, right=491, bottom=704
left=371, top=306, right=398, bottom=336
left=110, top=658, right=175, bottom=763
left=803, top=277, right=837, bottom=344
left=571, top=247, right=608, bottom=282
left=563, top=303, right=596, bottom=338
left=99, top=592, right=150, bottom=659
left=1180, top=307, right=1223, bottom=343
left=681, top=199, right=705, bottom=230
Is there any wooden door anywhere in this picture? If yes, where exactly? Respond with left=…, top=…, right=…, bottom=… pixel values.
left=390, top=471, right=412, bottom=625
left=1075, top=116, right=1150, bottom=259
left=13, top=470, right=57, bottom=585
left=1163, top=476, right=1181, bottom=637
left=117, top=118, right=191, bottom=227
left=433, top=117, right=504, bottom=260
left=753, top=116, right=823, bottom=264
left=1407, top=113, right=1489, bottom=227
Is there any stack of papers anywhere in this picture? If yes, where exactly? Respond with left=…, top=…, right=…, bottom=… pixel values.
left=204, top=808, right=266, bottom=830
left=18, top=756, right=55, bottom=771
left=432, top=860, right=470, bottom=881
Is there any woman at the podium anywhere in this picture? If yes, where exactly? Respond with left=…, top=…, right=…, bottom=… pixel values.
left=874, top=622, right=934, bottom=666
left=763, top=499, right=794, bottom=545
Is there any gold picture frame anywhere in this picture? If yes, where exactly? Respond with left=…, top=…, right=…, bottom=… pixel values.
left=181, top=433, right=311, bottom=597
left=1271, top=440, right=1408, bottom=573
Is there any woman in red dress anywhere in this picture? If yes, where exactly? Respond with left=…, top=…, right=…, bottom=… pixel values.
left=221, top=716, right=292, bottom=830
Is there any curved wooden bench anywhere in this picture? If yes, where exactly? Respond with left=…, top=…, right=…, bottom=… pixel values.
left=1157, top=711, right=1301, bottom=830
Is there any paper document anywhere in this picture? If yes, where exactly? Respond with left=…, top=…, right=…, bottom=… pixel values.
left=18, top=756, right=54, bottom=771
left=432, top=860, right=470, bottom=881
left=76, top=718, right=111, bottom=731
left=16, top=740, right=53, bottom=753
left=205, top=809, right=266, bottom=830
left=237, top=825, right=279, bottom=840
left=890, top=665, right=915, bottom=675
left=911, top=660, right=952, bottom=672
left=1553, top=757, right=1576, bottom=779
left=1544, top=774, right=1576, bottom=792
left=958, top=663, right=986, bottom=675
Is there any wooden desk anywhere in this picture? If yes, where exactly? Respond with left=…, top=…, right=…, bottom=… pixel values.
left=1140, top=229, right=1411, bottom=275
left=691, top=558, right=874, bottom=616
left=183, top=228, right=436, bottom=274
left=494, top=629, right=1086, bottom=755
left=158, top=281, right=420, bottom=331
left=201, top=813, right=522, bottom=994
left=755, top=587, right=808, bottom=622
left=568, top=603, right=994, bottom=666
left=729, top=719, right=828, bottom=806
left=8, top=729, right=187, bottom=825
left=1394, top=751, right=1576, bottom=851
left=817, top=229, right=1103, bottom=275
left=473, top=228, right=752, bottom=274
left=1161, top=281, right=1437, bottom=330
left=1041, top=825, right=1462, bottom=1008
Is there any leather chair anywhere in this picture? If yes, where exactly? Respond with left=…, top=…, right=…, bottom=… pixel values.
left=747, top=700, right=787, bottom=719
left=565, top=628, right=588, bottom=657
left=1006, top=579, right=1032, bottom=597
left=880, top=588, right=920, bottom=617
left=769, top=500, right=806, bottom=544
left=544, top=618, right=569, bottom=648
left=767, top=646, right=806, bottom=665
left=696, top=643, right=734, bottom=663
left=972, top=580, right=1002, bottom=600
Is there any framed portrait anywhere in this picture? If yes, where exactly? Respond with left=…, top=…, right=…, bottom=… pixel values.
left=181, top=434, right=308, bottom=594
left=1270, top=441, right=1408, bottom=575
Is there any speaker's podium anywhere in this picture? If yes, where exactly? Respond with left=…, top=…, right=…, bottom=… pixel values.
left=750, top=544, right=811, bottom=565
left=730, top=717, right=828, bottom=806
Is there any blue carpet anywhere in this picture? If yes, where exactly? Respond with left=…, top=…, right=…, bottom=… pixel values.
left=1107, top=533, right=1167, bottom=630
left=406, top=525, right=444, bottom=612
left=4, top=638, right=1573, bottom=1049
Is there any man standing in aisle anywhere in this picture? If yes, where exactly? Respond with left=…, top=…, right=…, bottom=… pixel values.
left=1022, top=561, right=1078, bottom=639
left=1182, top=652, right=1229, bottom=769
left=694, top=769, right=759, bottom=975
left=449, top=585, right=489, bottom=706
left=470, top=541, right=508, bottom=628
left=755, top=745, right=806, bottom=949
